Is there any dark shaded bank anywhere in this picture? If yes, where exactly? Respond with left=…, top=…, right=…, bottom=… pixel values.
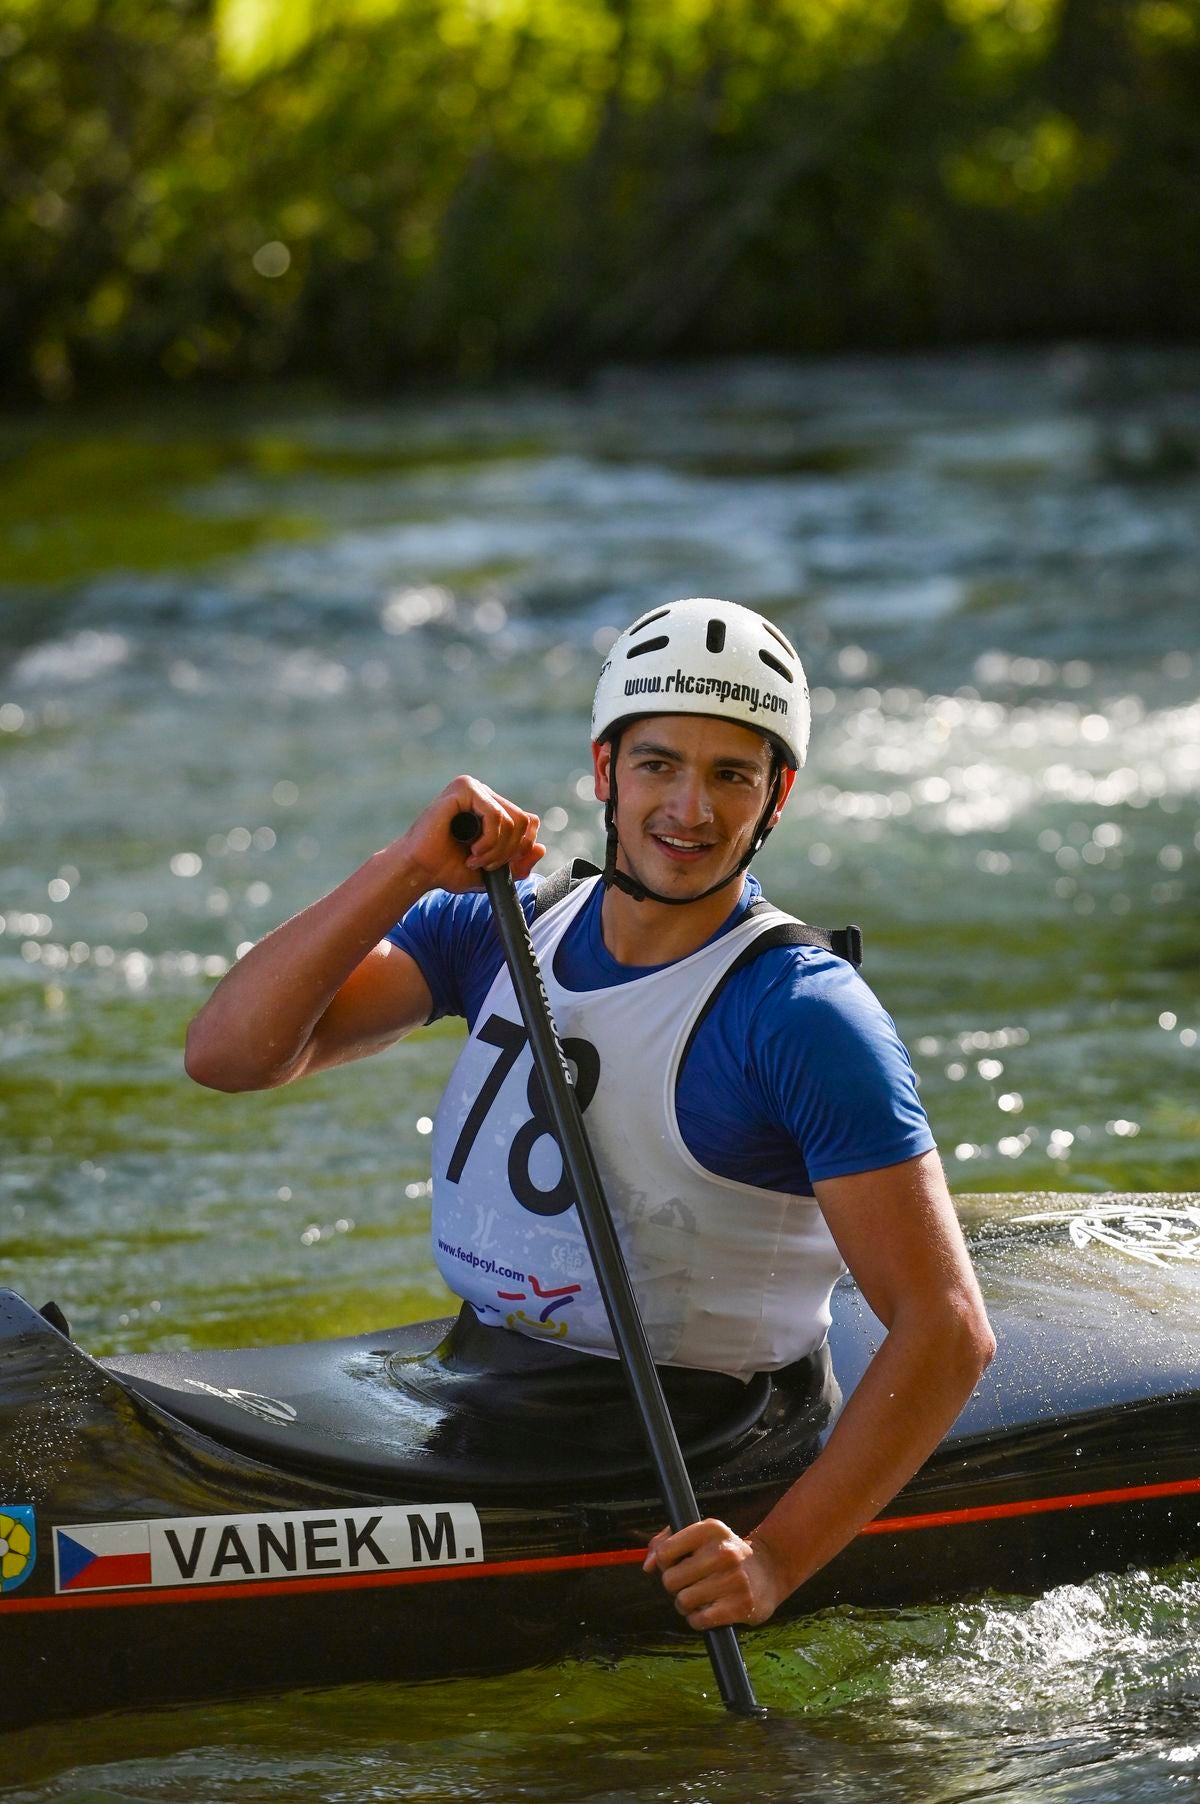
left=2, top=0, right=1198, bottom=400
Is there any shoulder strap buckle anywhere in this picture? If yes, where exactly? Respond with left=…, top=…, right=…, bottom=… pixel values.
left=831, top=924, right=864, bottom=968
left=746, top=899, right=864, bottom=967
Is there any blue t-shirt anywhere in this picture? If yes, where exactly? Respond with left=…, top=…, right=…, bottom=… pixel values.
left=388, top=874, right=934, bottom=1195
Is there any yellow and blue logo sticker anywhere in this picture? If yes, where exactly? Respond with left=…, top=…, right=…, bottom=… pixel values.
left=0, top=1507, right=36, bottom=1595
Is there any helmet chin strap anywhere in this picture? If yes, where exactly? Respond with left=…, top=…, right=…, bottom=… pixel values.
left=599, top=741, right=783, bottom=908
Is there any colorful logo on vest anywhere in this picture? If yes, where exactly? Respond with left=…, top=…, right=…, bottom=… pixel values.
left=0, top=1506, right=36, bottom=1595
left=496, top=1272, right=582, bottom=1336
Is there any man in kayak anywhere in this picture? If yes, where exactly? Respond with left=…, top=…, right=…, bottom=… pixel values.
left=186, top=596, right=995, bottom=1635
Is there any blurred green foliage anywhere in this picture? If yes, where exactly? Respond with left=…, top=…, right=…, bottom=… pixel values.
left=0, top=430, right=323, bottom=582
left=1, top=0, right=1197, bottom=400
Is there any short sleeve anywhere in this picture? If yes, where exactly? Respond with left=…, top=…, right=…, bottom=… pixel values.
left=387, top=880, right=539, bottom=1027
left=748, top=953, right=935, bottom=1183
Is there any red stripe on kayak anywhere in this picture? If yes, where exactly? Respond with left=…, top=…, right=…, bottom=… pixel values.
left=861, top=1473, right=1200, bottom=1534
left=2, top=1547, right=646, bottom=1613
left=6, top=1476, right=1197, bottom=1614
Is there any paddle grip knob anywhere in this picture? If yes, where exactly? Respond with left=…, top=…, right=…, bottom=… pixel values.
left=451, top=809, right=483, bottom=846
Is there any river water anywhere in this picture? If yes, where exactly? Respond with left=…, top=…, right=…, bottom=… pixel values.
left=1, top=347, right=1198, bottom=1797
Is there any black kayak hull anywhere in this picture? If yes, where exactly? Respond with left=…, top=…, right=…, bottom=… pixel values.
left=2, top=1200, right=1198, bottom=1726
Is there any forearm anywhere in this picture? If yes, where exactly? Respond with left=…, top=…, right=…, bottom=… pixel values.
left=643, top=1291, right=994, bottom=1630
left=184, top=778, right=544, bottom=1094
left=644, top=1156, right=994, bottom=1629
left=184, top=840, right=430, bottom=1092
left=751, top=1297, right=994, bottom=1597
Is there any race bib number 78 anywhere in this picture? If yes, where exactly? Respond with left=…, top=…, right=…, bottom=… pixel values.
left=445, top=1013, right=600, bottom=1216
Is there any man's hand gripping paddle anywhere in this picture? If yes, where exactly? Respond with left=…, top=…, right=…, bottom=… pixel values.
left=450, top=810, right=766, bottom=1718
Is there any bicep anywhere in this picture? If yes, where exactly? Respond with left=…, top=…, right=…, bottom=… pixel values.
left=304, top=940, right=435, bottom=1075
left=750, top=961, right=934, bottom=1187
left=813, top=1151, right=982, bottom=1333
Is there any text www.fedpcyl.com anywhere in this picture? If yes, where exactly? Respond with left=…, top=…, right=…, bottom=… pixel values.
left=437, top=1240, right=526, bottom=1284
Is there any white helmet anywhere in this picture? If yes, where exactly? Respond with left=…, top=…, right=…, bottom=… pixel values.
left=591, top=598, right=809, bottom=768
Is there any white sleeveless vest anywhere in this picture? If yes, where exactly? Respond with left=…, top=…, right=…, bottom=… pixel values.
left=429, top=876, right=846, bottom=1380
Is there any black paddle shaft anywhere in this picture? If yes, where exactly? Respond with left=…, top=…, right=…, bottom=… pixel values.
left=450, top=811, right=765, bottom=1718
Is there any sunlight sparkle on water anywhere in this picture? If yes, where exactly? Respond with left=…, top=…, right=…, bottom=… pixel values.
left=809, top=688, right=1200, bottom=840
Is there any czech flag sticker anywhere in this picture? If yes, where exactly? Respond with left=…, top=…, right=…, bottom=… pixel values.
left=54, top=1521, right=152, bottom=1593
left=0, top=1507, right=36, bottom=1595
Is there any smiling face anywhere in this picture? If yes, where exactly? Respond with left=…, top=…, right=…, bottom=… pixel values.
left=592, top=714, right=795, bottom=904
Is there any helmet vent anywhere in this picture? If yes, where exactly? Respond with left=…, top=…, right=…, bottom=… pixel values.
left=628, top=608, right=671, bottom=636
left=763, top=621, right=797, bottom=657
left=626, top=634, right=670, bottom=659
left=705, top=619, right=727, bottom=654
left=758, top=649, right=793, bottom=683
